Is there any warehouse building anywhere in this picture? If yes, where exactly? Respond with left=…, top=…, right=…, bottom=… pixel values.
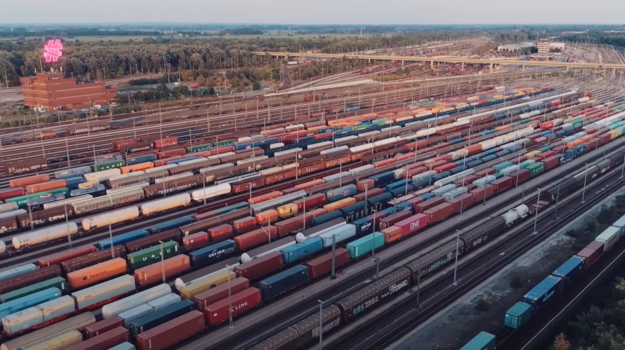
left=20, top=73, right=118, bottom=111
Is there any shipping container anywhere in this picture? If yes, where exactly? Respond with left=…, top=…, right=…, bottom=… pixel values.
left=182, top=231, right=210, bottom=251
left=523, top=276, right=562, bottom=312
left=129, top=300, right=195, bottom=339
left=134, top=255, right=191, bottom=288
left=22, top=330, right=83, bottom=350
left=189, top=240, right=236, bottom=267
left=504, top=302, right=532, bottom=329
left=63, top=327, right=129, bottom=350
left=61, top=247, right=127, bottom=274
left=71, top=275, right=135, bottom=311
left=101, top=284, right=170, bottom=318
left=459, top=332, right=496, bottom=350
left=235, top=252, right=284, bottom=281
left=128, top=242, right=180, bottom=270
left=1, top=312, right=95, bottom=350
left=85, top=316, right=124, bottom=338
left=136, top=310, right=205, bottom=350
left=192, top=277, right=250, bottom=310
left=203, top=288, right=262, bottom=326
left=346, top=232, right=384, bottom=259
left=67, top=258, right=127, bottom=289
left=1, top=277, right=67, bottom=303
left=0, top=265, right=62, bottom=295
left=178, top=270, right=236, bottom=300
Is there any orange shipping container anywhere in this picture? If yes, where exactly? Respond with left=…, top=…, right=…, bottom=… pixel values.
left=234, top=226, right=279, bottom=250
left=67, top=258, right=127, bottom=289
left=134, top=255, right=191, bottom=287
left=255, top=210, right=279, bottom=226
left=323, top=197, right=356, bottom=212
left=208, top=224, right=234, bottom=242
left=25, top=180, right=67, bottom=194
left=121, top=162, right=154, bottom=174
left=9, top=174, right=50, bottom=188
left=382, top=226, right=402, bottom=243
left=295, top=179, right=325, bottom=190
left=248, top=191, right=283, bottom=205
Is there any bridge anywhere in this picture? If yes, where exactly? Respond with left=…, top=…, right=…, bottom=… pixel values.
left=254, top=51, right=625, bottom=70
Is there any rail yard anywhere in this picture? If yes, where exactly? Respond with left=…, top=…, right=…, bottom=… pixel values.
left=0, top=40, right=625, bottom=350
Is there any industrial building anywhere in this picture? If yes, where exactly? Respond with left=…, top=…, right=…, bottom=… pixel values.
left=537, top=39, right=551, bottom=54
left=20, top=73, right=118, bottom=111
left=497, top=43, right=536, bottom=53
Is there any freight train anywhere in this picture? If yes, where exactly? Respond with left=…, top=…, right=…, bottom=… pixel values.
left=461, top=210, right=625, bottom=350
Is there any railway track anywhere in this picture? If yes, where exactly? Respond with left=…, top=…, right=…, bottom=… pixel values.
left=328, top=158, right=625, bottom=350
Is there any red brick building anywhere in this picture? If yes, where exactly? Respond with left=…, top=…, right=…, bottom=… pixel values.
left=20, top=73, right=118, bottom=110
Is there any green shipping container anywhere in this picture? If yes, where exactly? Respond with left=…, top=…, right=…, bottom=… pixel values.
left=505, top=302, right=532, bottom=329
left=527, top=162, right=545, bottom=177
left=346, top=232, right=384, bottom=259
left=94, top=160, right=125, bottom=172
left=186, top=143, right=212, bottom=153
left=215, top=139, right=236, bottom=147
left=7, top=189, right=68, bottom=208
left=128, top=241, right=180, bottom=270
left=493, top=172, right=504, bottom=179
left=1, top=277, right=68, bottom=302
left=460, top=331, right=496, bottom=350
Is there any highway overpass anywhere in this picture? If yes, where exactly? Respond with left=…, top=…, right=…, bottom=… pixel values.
left=254, top=51, right=625, bottom=70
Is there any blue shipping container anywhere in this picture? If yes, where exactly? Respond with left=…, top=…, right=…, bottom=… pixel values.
left=326, top=185, right=358, bottom=202
left=280, top=237, right=323, bottom=264
left=0, top=288, right=61, bottom=319
left=369, top=172, right=396, bottom=187
left=96, top=229, right=149, bottom=250
left=189, top=240, right=237, bottom=267
left=310, top=211, right=343, bottom=227
left=129, top=300, right=196, bottom=339
left=258, top=265, right=309, bottom=300
left=523, top=276, right=562, bottom=312
left=70, top=184, right=106, bottom=197
left=339, top=202, right=367, bottom=222
left=367, top=193, right=393, bottom=211
left=211, top=202, right=249, bottom=216
left=551, top=256, right=584, bottom=286
left=353, top=217, right=374, bottom=236
left=168, top=158, right=196, bottom=165
left=63, top=177, right=85, bottom=190
left=127, top=154, right=157, bottom=166
left=148, top=216, right=194, bottom=234
left=347, top=232, right=384, bottom=259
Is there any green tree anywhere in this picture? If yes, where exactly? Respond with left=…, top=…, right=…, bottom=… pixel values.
left=253, top=81, right=261, bottom=90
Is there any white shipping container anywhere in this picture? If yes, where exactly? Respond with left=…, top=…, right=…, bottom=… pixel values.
left=334, top=136, right=358, bottom=145
left=0, top=203, right=19, bottom=214
left=596, top=226, right=620, bottom=252
left=12, top=223, right=79, bottom=250
left=259, top=166, right=284, bottom=176
left=350, top=165, right=374, bottom=175
left=320, top=146, right=349, bottom=155
left=38, top=295, right=75, bottom=322
left=191, top=183, right=231, bottom=202
left=102, top=284, right=170, bottom=319
left=81, top=206, right=139, bottom=231
left=350, top=143, right=374, bottom=153
left=118, top=304, right=153, bottom=327
left=358, top=131, right=380, bottom=138
left=108, top=171, right=145, bottom=181
left=154, top=172, right=194, bottom=184
left=199, top=163, right=234, bottom=174
left=237, top=156, right=268, bottom=165
left=319, top=224, right=356, bottom=248
left=178, top=158, right=207, bottom=166
left=307, top=141, right=332, bottom=150
left=373, top=137, right=398, bottom=147
left=72, top=275, right=136, bottom=311
left=269, top=143, right=285, bottom=149
left=274, top=148, right=302, bottom=157
left=84, top=169, right=121, bottom=183
left=107, top=343, right=136, bottom=350
left=20, top=330, right=83, bottom=350
left=147, top=293, right=181, bottom=311
left=261, top=128, right=285, bottom=135
left=0, top=264, right=38, bottom=283
left=43, top=195, right=93, bottom=210
left=140, top=194, right=191, bottom=215
left=0, top=312, right=95, bottom=350
left=3, top=307, right=43, bottom=335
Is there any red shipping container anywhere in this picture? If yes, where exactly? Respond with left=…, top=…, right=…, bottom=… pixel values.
left=356, top=179, right=375, bottom=192
left=305, top=249, right=350, bottom=279
left=204, top=288, right=262, bottom=326
left=433, top=163, right=456, bottom=174
left=406, top=196, right=426, bottom=212
left=235, top=252, right=283, bottom=280
left=378, top=211, right=413, bottom=230
left=395, top=213, right=429, bottom=237
left=405, top=140, right=429, bottom=151
left=157, top=148, right=185, bottom=159
left=136, top=311, right=205, bottom=350
left=84, top=317, right=124, bottom=338
left=275, top=208, right=326, bottom=236
left=208, top=224, right=234, bottom=242
left=471, top=185, right=494, bottom=203
left=66, top=327, right=129, bottom=350
left=233, top=217, right=257, bottom=234
left=427, top=160, right=447, bottom=170
left=367, top=211, right=390, bottom=231
left=415, top=197, right=445, bottom=213
left=354, top=188, right=384, bottom=202
left=153, top=136, right=179, bottom=149
left=182, top=231, right=210, bottom=251
left=424, top=203, right=453, bottom=224
left=449, top=193, right=475, bottom=213
left=475, top=169, right=495, bottom=177
left=38, top=245, right=98, bottom=267
left=536, top=151, right=556, bottom=160
left=113, top=139, right=137, bottom=151
left=404, top=166, right=428, bottom=179
left=508, top=169, right=529, bottom=184
left=282, top=187, right=302, bottom=195
left=543, top=156, right=560, bottom=170
left=295, top=179, right=325, bottom=190
left=293, top=193, right=327, bottom=211
left=0, top=187, right=25, bottom=201
left=248, top=191, right=283, bottom=205
left=154, top=156, right=184, bottom=167
left=577, top=241, right=604, bottom=268
left=491, top=176, right=513, bottom=194
left=454, top=175, right=478, bottom=187
left=193, top=277, right=250, bottom=309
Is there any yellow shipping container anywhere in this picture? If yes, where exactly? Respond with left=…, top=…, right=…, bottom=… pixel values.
left=179, top=270, right=236, bottom=300
left=524, top=151, right=541, bottom=159
left=610, top=130, right=621, bottom=139
left=277, top=203, right=299, bottom=219
left=323, top=197, right=356, bottom=212
left=78, top=181, right=99, bottom=189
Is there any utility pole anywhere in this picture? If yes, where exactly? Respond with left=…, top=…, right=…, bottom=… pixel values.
left=318, top=300, right=324, bottom=349
left=65, top=205, right=71, bottom=248
left=452, top=229, right=460, bottom=286
left=533, top=189, right=540, bottom=234
left=160, top=241, right=166, bottom=283
left=227, top=264, right=233, bottom=328
left=109, top=224, right=115, bottom=258
left=581, top=163, right=589, bottom=203
left=331, top=234, right=337, bottom=279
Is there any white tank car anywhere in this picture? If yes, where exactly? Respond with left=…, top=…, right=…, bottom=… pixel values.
left=12, top=223, right=79, bottom=250
left=81, top=206, right=139, bottom=231
left=140, top=194, right=191, bottom=215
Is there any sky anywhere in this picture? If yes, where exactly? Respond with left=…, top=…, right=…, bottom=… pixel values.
left=1, top=0, right=623, bottom=25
